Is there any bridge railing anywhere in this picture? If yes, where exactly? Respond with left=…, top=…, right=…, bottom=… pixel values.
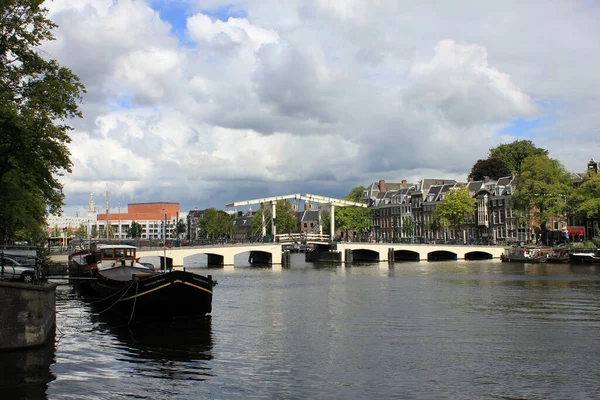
left=275, top=233, right=330, bottom=243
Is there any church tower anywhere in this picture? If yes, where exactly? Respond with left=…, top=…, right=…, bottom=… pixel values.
left=88, top=192, right=98, bottom=220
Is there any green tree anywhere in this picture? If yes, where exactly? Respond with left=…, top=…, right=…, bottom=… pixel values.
left=129, top=221, right=143, bottom=239
left=489, top=140, right=548, bottom=175
left=251, top=200, right=298, bottom=240
left=434, top=186, right=477, bottom=235
left=91, top=225, right=98, bottom=239
left=199, top=208, right=232, bottom=240
left=401, top=216, right=415, bottom=241
left=511, top=155, right=573, bottom=240
left=75, top=224, right=86, bottom=240
left=571, top=170, right=600, bottom=233
left=0, top=0, right=85, bottom=242
left=175, top=218, right=186, bottom=239
left=468, top=157, right=510, bottom=181
left=0, top=172, right=46, bottom=243
left=331, top=186, right=371, bottom=241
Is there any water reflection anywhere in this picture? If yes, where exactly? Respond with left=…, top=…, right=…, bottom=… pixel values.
left=91, top=313, right=214, bottom=381
left=0, top=331, right=56, bottom=399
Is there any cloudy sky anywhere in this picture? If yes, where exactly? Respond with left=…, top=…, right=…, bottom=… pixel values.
left=42, top=0, right=600, bottom=216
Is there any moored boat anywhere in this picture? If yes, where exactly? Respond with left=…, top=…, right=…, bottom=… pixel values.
left=68, top=244, right=153, bottom=278
left=90, top=265, right=215, bottom=321
left=501, top=247, right=547, bottom=263
left=569, top=249, right=600, bottom=264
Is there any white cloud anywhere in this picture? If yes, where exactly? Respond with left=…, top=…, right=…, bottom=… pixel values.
left=39, top=0, right=600, bottom=215
left=187, top=14, right=279, bottom=51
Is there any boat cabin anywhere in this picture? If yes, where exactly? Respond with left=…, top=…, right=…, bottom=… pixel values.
left=94, top=244, right=138, bottom=262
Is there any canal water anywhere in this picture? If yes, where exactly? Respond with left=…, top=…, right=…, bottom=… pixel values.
left=2, top=254, right=600, bottom=399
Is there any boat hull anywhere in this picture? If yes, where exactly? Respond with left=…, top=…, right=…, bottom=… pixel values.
left=90, top=269, right=214, bottom=321
left=569, top=254, right=600, bottom=264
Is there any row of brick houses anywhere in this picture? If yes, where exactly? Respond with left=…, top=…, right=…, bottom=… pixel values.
left=183, top=158, right=600, bottom=245
left=364, top=158, right=600, bottom=245
left=365, top=176, right=543, bottom=245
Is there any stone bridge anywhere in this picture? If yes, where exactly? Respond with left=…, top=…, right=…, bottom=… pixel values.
left=136, top=242, right=505, bottom=268
left=137, top=243, right=283, bottom=268
left=335, top=243, right=505, bottom=263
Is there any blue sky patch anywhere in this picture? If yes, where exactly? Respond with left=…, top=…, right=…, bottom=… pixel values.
left=204, top=4, right=248, bottom=21
left=151, top=1, right=189, bottom=41
left=499, top=117, right=542, bottom=137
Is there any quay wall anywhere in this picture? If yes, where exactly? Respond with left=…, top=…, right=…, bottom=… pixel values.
left=0, top=281, right=57, bottom=350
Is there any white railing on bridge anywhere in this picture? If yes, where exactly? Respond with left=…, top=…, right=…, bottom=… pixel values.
left=275, top=233, right=330, bottom=243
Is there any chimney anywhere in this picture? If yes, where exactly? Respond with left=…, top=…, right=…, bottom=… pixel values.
left=401, top=179, right=407, bottom=188
left=378, top=179, right=386, bottom=192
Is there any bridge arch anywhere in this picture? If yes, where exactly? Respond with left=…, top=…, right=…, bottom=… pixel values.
left=464, top=251, right=494, bottom=260
left=427, top=250, right=458, bottom=261
left=352, top=249, right=380, bottom=262
left=393, top=250, right=420, bottom=262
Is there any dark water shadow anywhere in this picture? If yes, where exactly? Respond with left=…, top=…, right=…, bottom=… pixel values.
left=0, top=330, right=56, bottom=400
left=91, top=312, right=215, bottom=380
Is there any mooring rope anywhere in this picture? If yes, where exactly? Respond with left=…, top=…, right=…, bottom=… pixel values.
left=128, top=280, right=139, bottom=324
left=94, top=280, right=137, bottom=315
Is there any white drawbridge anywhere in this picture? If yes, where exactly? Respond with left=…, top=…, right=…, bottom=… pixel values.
left=226, top=193, right=366, bottom=240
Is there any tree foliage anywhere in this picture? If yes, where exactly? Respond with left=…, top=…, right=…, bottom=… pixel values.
left=0, top=0, right=85, bottom=243
left=175, top=218, right=186, bottom=238
left=510, top=154, right=572, bottom=232
left=75, top=224, right=86, bottom=240
left=468, top=157, right=509, bottom=181
left=489, top=140, right=548, bottom=175
left=401, top=216, right=414, bottom=238
left=199, top=208, right=233, bottom=239
left=571, top=170, right=600, bottom=222
left=329, top=186, right=371, bottom=241
left=433, top=186, right=477, bottom=231
left=129, top=221, right=143, bottom=239
left=251, top=200, right=298, bottom=239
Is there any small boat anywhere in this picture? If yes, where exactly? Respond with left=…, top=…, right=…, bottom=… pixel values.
left=501, top=247, right=547, bottom=263
left=69, top=244, right=153, bottom=278
left=545, top=249, right=571, bottom=264
left=569, top=249, right=600, bottom=264
left=90, top=264, right=215, bottom=322
left=68, top=248, right=101, bottom=277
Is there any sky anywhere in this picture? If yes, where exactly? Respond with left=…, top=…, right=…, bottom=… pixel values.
left=40, top=0, right=600, bottom=216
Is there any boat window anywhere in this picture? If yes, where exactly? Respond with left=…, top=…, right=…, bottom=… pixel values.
left=115, top=249, right=124, bottom=258
left=103, top=249, right=114, bottom=258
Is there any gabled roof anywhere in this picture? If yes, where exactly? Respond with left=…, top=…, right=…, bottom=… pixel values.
left=295, top=210, right=319, bottom=222
left=232, top=216, right=253, bottom=226
left=419, top=179, right=457, bottom=191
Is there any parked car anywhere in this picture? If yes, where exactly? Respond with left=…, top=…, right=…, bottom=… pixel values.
left=0, top=256, right=36, bottom=283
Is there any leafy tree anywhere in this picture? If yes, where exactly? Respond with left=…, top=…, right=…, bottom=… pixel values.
left=251, top=200, right=298, bottom=240
left=75, top=224, right=86, bottom=240
left=0, top=0, right=85, bottom=242
left=329, top=186, right=371, bottom=241
left=468, top=157, right=510, bottom=181
left=401, top=216, right=415, bottom=240
left=0, top=172, right=46, bottom=243
left=175, top=218, right=186, bottom=239
left=571, top=170, right=600, bottom=231
left=199, top=208, right=233, bottom=239
left=511, top=155, right=572, bottom=239
left=489, top=140, right=547, bottom=175
left=129, top=221, right=143, bottom=239
left=434, top=186, right=477, bottom=234
left=91, top=225, right=98, bottom=239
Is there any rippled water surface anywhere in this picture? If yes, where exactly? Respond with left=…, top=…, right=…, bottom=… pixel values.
left=3, top=255, right=600, bottom=399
